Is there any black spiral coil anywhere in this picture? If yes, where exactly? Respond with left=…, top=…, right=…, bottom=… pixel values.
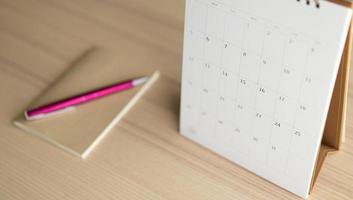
left=297, top=0, right=320, bottom=8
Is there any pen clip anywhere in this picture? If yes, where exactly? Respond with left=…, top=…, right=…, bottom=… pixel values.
left=25, top=106, right=76, bottom=121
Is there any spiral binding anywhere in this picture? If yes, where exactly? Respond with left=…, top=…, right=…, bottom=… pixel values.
left=297, top=0, right=320, bottom=8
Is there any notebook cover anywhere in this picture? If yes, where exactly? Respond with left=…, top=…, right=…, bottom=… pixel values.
left=13, top=48, right=159, bottom=158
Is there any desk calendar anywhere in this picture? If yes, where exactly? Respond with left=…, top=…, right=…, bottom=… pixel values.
left=180, top=0, right=352, bottom=198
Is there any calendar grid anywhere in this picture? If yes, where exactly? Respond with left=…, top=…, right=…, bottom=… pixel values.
left=180, top=0, right=352, bottom=193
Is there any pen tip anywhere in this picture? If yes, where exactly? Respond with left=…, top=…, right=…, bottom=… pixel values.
left=132, top=76, right=149, bottom=86
left=24, top=111, right=31, bottom=120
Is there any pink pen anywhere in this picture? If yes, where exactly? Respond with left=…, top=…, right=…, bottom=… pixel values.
left=24, top=76, right=148, bottom=120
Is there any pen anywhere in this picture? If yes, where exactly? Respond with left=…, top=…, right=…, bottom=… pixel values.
left=24, top=76, right=149, bottom=120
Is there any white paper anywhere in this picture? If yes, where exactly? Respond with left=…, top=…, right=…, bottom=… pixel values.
left=180, top=0, right=352, bottom=198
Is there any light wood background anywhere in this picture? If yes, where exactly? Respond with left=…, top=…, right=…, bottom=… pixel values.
left=0, top=0, right=352, bottom=199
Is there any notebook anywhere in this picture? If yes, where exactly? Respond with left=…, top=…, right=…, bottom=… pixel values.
left=14, top=49, right=160, bottom=158
left=180, top=0, right=352, bottom=198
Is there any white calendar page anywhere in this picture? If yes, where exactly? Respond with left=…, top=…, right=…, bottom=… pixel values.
left=180, top=0, right=352, bottom=198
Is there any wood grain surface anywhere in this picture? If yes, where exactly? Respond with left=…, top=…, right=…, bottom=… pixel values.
left=0, top=0, right=352, bottom=199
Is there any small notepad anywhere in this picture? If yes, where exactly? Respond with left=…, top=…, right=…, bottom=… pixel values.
left=14, top=49, right=159, bottom=158
left=180, top=0, right=352, bottom=198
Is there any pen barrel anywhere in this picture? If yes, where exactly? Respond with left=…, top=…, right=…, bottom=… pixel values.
left=26, top=81, right=134, bottom=118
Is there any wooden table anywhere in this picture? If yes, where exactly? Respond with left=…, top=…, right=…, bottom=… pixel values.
left=0, top=0, right=352, bottom=199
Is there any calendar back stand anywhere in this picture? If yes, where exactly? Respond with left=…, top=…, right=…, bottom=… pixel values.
left=311, top=0, right=353, bottom=190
